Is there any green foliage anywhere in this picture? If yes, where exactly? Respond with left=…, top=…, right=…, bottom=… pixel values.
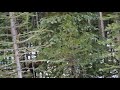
left=0, top=12, right=120, bottom=78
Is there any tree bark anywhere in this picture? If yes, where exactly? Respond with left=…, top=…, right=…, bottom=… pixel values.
left=67, top=56, right=78, bottom=78
left=9, top=12, right=22, bottom=78
left=99, top=12, right=105, bottom=38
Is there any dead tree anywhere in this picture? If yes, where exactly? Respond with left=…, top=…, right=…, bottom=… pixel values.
left=9, top=12, right=22, bottom=78
left=99, top=12, right=105, bottom=38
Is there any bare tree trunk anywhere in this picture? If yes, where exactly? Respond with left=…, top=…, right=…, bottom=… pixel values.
left=9, top=12, right=22, bottom=78
left=67, top=56, right=78, bottom=78
left=99, top=12, right=105, bottom=38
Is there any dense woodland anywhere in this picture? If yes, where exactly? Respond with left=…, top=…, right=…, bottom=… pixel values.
left=0, top=12, right=120, bottom=78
